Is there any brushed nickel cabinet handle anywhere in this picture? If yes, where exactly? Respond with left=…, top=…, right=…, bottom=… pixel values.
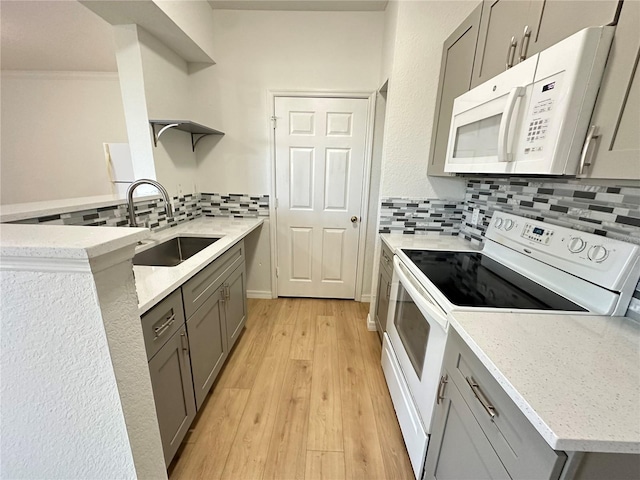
left=225, top=284, right=231, bottom=301
left=579, top=125, right=600, bottom=175
left=180, top=332, right=189, bottom=353
left=519, top=25, right=532, bottom=61
left=220, top=287, right=226, bottom=303
left=466, top=376, right=496, bottom=419
left=437, top=374, right=448, bottom=404
left=154, top=314, right=176, bottom=338
left=506, top=36, right=518, bottom=69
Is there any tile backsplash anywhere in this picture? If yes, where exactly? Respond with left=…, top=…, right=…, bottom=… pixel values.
left=379, top=198, right=465, bottom=235
left=460, top=178, right=640, bottom=246
left=200, top=193, right=269, bottom=218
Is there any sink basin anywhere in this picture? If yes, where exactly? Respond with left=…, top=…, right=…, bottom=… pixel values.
left=133, top=236, right=220, bottom=267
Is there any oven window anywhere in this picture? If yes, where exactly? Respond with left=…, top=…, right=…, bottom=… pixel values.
left=394, top=283, right=430, bottom=378
left=453, top=113, right=501, bottom=158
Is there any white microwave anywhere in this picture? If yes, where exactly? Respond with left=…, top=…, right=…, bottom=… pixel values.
left=444, top=26, right=614, bottom=175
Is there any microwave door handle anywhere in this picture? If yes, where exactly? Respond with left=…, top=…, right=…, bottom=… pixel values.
left=497, top=86, right=525, bottom=162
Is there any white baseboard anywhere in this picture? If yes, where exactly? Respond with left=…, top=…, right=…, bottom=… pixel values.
left=360, top=294, right=371, bottom=303
left=366, top=313, right=377, bottom=331
left=246, top=290, right=273, bottom=299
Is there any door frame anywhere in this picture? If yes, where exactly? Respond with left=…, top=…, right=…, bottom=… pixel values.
left=267, top=90, right=377, bottom=301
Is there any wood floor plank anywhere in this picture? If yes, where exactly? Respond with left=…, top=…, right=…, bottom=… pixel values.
left=307, top=315, right=343, bottom=452
left=220, top=323, right=294, bottom=480
left=169, top=388, right=250, bottom=480
left=290, top=299, right=317, bottom=361
left=304, top=451, right=346, bottom=480
left=216, top=299, right=277, bottom=389
left=263, top=359, right=313, bottom=480
left=276, top=297, right=300, bottom=325
left=335, top=301, right=387, bottom=480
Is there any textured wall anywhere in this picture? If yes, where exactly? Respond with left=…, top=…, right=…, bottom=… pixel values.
left=0, top=269, right=136, bottom=478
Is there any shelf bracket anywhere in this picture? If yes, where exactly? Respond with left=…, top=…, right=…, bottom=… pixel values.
left=191, top=133, right=210, bottom=152
left=151, top=122, right=180, bottom=147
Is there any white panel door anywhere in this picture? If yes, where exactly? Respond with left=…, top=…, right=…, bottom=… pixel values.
left=275, top=96, right=369, bottom=298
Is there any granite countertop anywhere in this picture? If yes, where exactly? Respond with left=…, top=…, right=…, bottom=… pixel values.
left=134, top=217, right=263, bottom=315
left=449, top=311, right=640, bottom=454
left=380, top=233, right=481, bottom=253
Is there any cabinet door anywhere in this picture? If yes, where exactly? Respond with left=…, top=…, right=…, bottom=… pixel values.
left=187, top=285, right=228, bottom=410
left=375, top=265, right=391, bottom=337
left=428, top=3, right=483, bottom=177
left=224, top=262, right=247, bottom=351
left=579, top=0, right=640, bottom=180
left=148, top=326, right=196, bottom=466
left=423, top=374, right=510, bottom=480
left=527, top=0, right=620, bottom=56
left=471, top=0, right=535, bottom=88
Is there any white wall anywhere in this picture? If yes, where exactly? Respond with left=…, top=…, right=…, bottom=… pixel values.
left=380, top=0, right=477, bottom=199
left=190, top=9, right=385, bottom=194
left=0, top=71, right=128, bottom=204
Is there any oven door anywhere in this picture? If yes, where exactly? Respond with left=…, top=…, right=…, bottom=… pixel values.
left=382, top=257, right=449, bottom=479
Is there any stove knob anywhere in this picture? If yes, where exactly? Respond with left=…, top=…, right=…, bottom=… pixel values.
left=494, top=217, right=503, bottom=228
left=588, top=245, right=609, bottom=263
left=504, top=219, right=514, bottom=231
left=567, top=237, right=586, bottom=253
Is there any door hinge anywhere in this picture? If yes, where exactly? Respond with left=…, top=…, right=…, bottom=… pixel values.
left=276, top=267, right=280, bottom=277
left=270, top=115, right=278, bottom=128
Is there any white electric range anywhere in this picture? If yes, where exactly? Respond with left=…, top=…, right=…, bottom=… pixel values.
left=382, top=212, right=640, bottom=479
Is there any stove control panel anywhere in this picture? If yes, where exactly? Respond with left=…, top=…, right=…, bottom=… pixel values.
left=485, top=212, right=640, bottom=291
left=521, top=223, right=554, bottom=244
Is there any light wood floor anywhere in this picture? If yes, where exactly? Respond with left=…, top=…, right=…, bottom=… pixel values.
left=169, top=298, right=413, bottom=480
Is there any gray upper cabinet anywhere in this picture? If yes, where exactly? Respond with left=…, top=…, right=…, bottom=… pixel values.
left=527, top=0, right=620, bottom=56
left=471, top=0, right=620, bottom=89
left=187, top=284, right=228, bottom=410
left=147, top=325, right=196, bottom=467
left=423, top=372, right=510, bottom=480
left=578, top=0, right=640, bottom=180
left=470, top=0, right=537, bottom=88
left=428, top=3, right=483, bottom=176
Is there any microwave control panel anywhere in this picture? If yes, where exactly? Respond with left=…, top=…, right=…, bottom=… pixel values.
left=523, top=72, right=564, bottom=157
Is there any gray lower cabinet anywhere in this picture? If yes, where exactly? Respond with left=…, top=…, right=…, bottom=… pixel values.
left=578, top=0, right=640, bottom=180
left=423, top=373, right=510, bottom=480
left=147, top=325, right=196, bottom=467
left=142, top=240, right=248, bottom=467
left=425, top=329, right=566, bottom=480
left=187, top=285, right=228, bottom=410
left=224, top=263, right=247, bottom=351
left=374, top=241, right=394, bottom=341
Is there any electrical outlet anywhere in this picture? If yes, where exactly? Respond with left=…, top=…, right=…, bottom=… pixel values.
left=471, top=208, right=480, bottom=225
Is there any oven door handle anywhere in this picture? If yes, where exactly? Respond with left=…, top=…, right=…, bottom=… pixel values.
left=393, top=257, right=448, bottom=331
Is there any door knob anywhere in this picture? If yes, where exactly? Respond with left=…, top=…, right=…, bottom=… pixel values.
left=350, top=216, right=358, bottom=223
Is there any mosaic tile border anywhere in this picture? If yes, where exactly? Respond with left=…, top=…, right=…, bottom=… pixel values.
left=200, top=193, right=269, bottom=218
left=379, top=198, right=465, bottom=235
left=11, top=194, right=201, bottom=232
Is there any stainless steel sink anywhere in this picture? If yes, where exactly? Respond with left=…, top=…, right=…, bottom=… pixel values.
left=133, top=236, right=220, bottom=267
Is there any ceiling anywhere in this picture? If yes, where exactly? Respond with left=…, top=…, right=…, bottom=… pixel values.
left=208, top=0, right=388, bottom=11
left=1, top=0, right=118, bottom=72
left=0, top=0, right=388, bottom=72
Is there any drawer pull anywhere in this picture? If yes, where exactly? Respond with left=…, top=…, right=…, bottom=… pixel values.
left=154, top=314, right=176, bottom=338
left=437, top=374, right=448, bottom=404
left=466, top=376, right=496, bottom=419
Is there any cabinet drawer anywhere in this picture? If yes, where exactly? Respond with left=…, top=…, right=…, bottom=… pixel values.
left=182, top=240, right=244, bottom=318
left=141, top=289, right=186, bottom=361
left=380, top=240, right=394, bottom=278
left=444, top=329, right=566, bottom=479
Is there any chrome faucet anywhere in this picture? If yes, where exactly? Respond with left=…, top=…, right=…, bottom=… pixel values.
left=126, top=179, right=173, bottom=227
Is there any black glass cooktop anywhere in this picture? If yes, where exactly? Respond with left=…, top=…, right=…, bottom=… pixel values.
left=402, top=250, right=586, bottom=311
